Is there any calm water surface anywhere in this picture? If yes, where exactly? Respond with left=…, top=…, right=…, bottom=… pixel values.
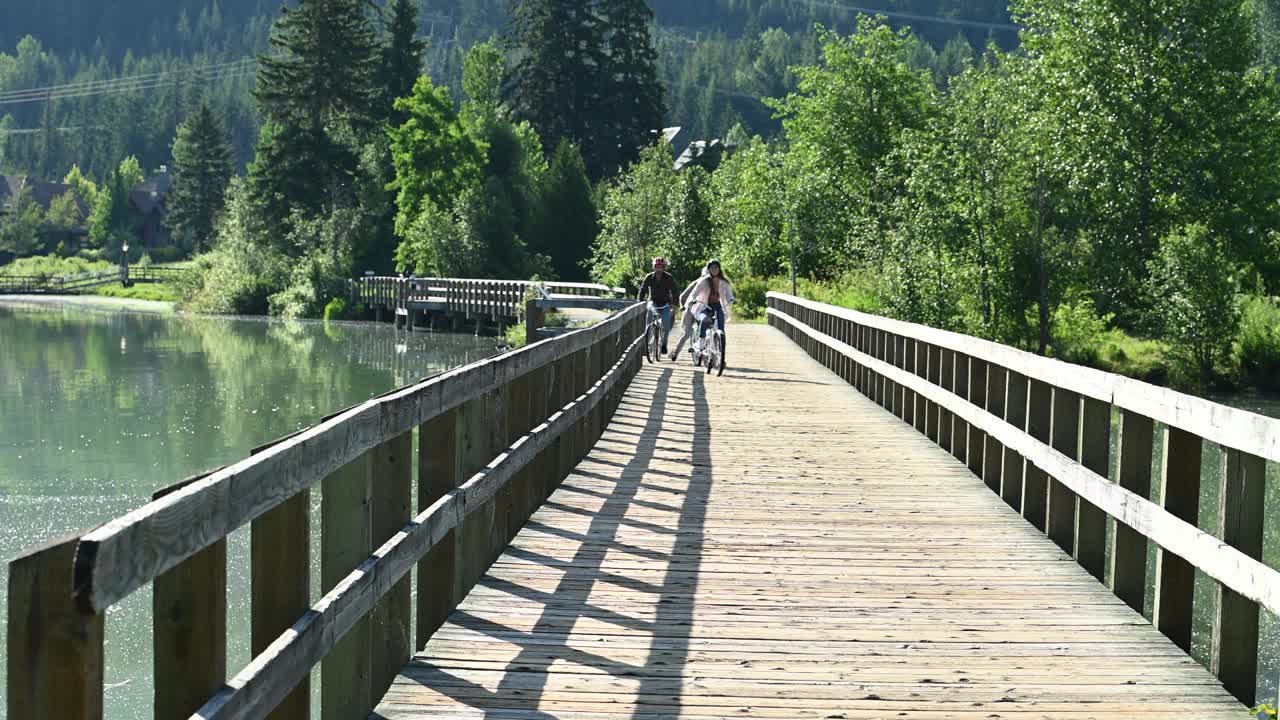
left=0, top=300, right=494, bottom=718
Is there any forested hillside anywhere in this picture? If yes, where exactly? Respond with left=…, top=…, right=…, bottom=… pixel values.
left=0, top=0, right=1014, bottom=181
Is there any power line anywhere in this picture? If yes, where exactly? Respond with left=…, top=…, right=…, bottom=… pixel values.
left=0, top=59, right=257, bottom=107
left=786, top=0, right=1020, bottom=32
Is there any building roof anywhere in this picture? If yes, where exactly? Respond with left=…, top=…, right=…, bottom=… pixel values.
left=0, top=175, right=90, bottom=217
left=674, top=139, right=736, bottom=173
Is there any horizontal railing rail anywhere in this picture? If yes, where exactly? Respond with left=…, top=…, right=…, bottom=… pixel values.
left=352, top=276, right=625, bottom=320
left=7, top=302, right=645, bottom=720
left=767, top=291, right=1279, bottom=706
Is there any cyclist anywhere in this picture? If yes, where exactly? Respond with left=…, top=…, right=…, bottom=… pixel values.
left=669, top=267, right=708, bottom=360
left=638, top=256, right=678, bottom=354
left=690, top=259, right=735, bottom=359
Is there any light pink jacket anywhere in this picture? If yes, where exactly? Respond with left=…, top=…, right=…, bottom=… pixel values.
left=689, top=276, right=735, bottom=315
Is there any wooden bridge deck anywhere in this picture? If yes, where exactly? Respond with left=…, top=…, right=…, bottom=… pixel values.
left=372, top=325, right=1248, bottom=719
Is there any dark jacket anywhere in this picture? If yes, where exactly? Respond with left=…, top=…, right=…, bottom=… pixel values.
left=638, top=271, right=678, bottom=306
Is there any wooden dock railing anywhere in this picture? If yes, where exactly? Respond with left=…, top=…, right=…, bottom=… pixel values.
left=6, top=302, right=645, bottom=720
left=352, top=276, right=624, bottom=322
left=768, top=292, right=1280, bottom=706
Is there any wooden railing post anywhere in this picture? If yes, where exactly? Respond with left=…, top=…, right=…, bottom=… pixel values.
left=371, top=430, right=414, bottom=702
left=417, top=408, right=459, bottom=647
left=322, top=452, right=373, bottom=720
left=901, top=337, right=916, bottom=426
left=6, top=537, right=104, bottom=720
left=1001, top=372, right=1029, bottom=511
left=1046, top=388, right=1081, bottom=554
left=981, top=364, right=1006, bottom=492
left=1075, top=398, right=1110, bottom=580
left=966, top=358, right=988, bottom=477
left=152, top=479, right=226, bottom=720
left=938, top=349, right=955, bottom=453
left=951, top=354, right=970, bottom=463
left=251, top=490, right=310, bottom=720
left=1022, top=379, right=1052, bottom=530
left=1110, top=409, right=1154, bottom=612
left=1153, top=426, right=1202, bottom=653
left=913, top=340, right=928, bottom=434
left=925, top=345, right=941, bottom=442
left=1209, top=447, right=1266, bottom=703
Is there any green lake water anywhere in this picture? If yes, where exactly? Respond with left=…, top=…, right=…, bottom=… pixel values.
left=0, top=300, right=494, bottom=719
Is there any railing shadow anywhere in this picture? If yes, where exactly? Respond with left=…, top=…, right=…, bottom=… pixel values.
left=378, top=362, right=712, bottom=717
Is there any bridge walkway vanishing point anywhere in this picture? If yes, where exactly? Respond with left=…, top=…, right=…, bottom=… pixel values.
left=373, top=324, right=1248, bottom=720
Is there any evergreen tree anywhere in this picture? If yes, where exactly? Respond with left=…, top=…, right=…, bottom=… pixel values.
left=532, top=140, right=597, bottom=280
left=252, top=0, right=379, bottom=233
left=598, top=0, right=667, bottom=176
left=377, top=0, right=428, bottom=125
left=507, top=0, right=607, bottom=176
left=169, top=101, right=233, bottom=253
left=88, top=167, right=133, bottom=259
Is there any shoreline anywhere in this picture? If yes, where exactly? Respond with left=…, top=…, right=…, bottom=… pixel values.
left=0, top=294, right=177, bottom=315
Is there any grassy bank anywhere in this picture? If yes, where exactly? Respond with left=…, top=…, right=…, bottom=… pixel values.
left=91, top=283, right=183, bottom=303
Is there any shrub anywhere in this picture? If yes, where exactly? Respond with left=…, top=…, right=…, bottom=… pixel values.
left=1149, top=224, right=1240, bottom=384
left=1237, top=295, right=1280, bottom=390
left=324, top=297, right=349, bottom=322
left=735, top=276, right=769, bottom=318
left=1052, top=298, right=1114, bottom=365
left=147, top=246, right=186, bottom=264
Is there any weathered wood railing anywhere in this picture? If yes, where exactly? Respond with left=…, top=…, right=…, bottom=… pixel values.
left=768, top=292, right=1280, bottom=706
left=0, top=264, right=187, bottom=294
left=6, top=302, right=645, bottom=720
left=352, top=276, right=624, bottom=321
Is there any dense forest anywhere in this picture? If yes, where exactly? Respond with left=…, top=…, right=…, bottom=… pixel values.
left=0, top=0, right=1014, bottom=180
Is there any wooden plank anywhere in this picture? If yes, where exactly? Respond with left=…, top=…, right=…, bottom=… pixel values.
left=1209, top=447, right=1266, bottom=704
left=1023, top=379, right=1052, bottom=531
left=6, top=536, right=104, bottom=720
left=151, top=474, right=226, bottom=720
left=967, top=357, right=988, bottom=477
left=322, top=452, right=373, bottom=720
left=372, top=431, right=415, bottom=703
left=982, top=363, right=1006, bottom=491
left=1075, top=397, right=1110, bottom=581
left=1110, top=410, right=1154, bottom=613
left=1153, top=426, right=1202, bottom=654
left=1047, top=388, right=1081, bottom=554
left=1001, top=372, right=1029, bottom=512
left=252, top=490, right=310, bottom=720
left=417, top=409, right=459, bottom=647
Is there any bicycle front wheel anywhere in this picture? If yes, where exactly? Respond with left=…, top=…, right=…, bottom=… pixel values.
left=717, top=333, right=726, bottom=376
left=645, top=325, right=657, bottom=363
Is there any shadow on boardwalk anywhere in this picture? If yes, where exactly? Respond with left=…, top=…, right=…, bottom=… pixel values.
left=376, top=364, right=712, bottom=717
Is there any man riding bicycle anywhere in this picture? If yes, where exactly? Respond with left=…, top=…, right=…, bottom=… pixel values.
left=638, top=257, right=677, bottom=355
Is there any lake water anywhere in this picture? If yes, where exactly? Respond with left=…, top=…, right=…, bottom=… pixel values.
left=0, top=300, right=494, bottom=719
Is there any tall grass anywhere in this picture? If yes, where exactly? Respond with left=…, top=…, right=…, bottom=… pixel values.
left=0, top=254, right=113, bottom=278
left=1236, top=295, right=1280, bottom=390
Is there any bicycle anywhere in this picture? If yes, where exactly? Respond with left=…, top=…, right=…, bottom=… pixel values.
left=644, top=303, right=670, bottom=364
left=692, top=304, right=728, bottom=376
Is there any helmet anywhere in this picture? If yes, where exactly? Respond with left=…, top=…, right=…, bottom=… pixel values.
left=652, top=257, right=667, bottom=268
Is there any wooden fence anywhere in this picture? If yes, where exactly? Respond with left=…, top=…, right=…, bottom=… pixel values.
left=352, top=276, right=623, bottom=320
left=0, top=264, right=187, bottom=294
left=6, top=302, right=646, bottom=720
left=768, top=292, right=1280, bottom=706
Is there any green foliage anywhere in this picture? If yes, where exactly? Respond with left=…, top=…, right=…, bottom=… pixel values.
left=733, top=276, right=769, bottom=318
left=377, top=0, right=427, bottom=125
left=116, top=155, right=144, bottom=190
left=1237, top=295, right=1280, bottom=389
left=88, top=165, right=135, bottom=260
left=0, top=254, right=111, bottom=278
left=530, top=140, right=598, bottom=280
left=1149, top=224, right=1241, bottom=384
left=44, top=191, right=82, bottom=230
left=61, top=165, right=98, bottom=207
left=182, top=178, right=290, bottom=315
left=462, top=39, right=505, bottom=124
left=0, top=185, right=44, bottom=257
left=1255, top=702, right=1278, bottom=719
left=591, top=143, right=676, bottom=288
left=1051, top=299, right=1115, bottom=365
left=596, top=0, right=667, bottom=176
left=169, top=101, right=233, bottom=253
left=92, top=282, right=182, bottom=302
left=387, top=76, right=484, bottom=236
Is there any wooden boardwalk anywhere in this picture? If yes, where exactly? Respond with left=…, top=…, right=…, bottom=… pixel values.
left=372, top=324, right=1248, bottom=720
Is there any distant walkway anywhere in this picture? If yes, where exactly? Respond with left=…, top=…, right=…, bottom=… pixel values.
left=372, top=325, right=1247, bottom=719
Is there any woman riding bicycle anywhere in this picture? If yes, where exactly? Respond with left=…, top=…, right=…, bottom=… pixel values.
left=690, top=259, right=735, bottom=358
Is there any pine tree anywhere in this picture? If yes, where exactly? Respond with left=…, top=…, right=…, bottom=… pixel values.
left=531, top=139, right=598, bottom=280
left=507, top=0, right=607, bottom=176
left=252, top=0, right=379, bottom=237
left=597, top=0, right=666, bottom=176
left=169, top=101, right=233, bottom=253
left=377, top=0, right=428, bottom=125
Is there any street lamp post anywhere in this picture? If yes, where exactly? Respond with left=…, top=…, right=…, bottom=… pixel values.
left=121, top=241, right=130, bottom=287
